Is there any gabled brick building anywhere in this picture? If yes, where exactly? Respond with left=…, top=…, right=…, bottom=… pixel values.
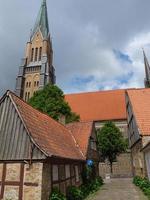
left=0, top=91, right=99, bottom=200
left=65, top=89, right=133, bottom=178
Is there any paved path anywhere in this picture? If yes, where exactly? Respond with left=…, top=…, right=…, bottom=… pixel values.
left=88, top=178, right=148, bottom=200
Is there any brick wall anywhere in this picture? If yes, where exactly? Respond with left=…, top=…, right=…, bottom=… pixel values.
left=99, top=153, right=133, bottom=178
left=131, top=140, right=147, bottom=178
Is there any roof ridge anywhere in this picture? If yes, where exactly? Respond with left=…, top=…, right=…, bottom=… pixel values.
left=8, top=90, right=71, bottom=131
left=65, top=88, right=128, bottom=96
left=66, top=121, right=93, bottom=126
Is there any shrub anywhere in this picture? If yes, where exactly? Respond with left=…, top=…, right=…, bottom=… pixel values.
left=50, top=187, right=66, bottom=200
left=66, top=186, right=83, bottom=200
left=133, top=176, right=150, bottom=199
left=80, top=176, right=104, bottom=198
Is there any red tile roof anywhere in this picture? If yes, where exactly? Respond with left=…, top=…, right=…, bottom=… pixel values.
left=66, top=122, right=93, bottom=157
left=65, top=89, right=127, bottom=122
left=9, top=92, right=85, bottom=161
left=127, top=88, right=150, bottom=136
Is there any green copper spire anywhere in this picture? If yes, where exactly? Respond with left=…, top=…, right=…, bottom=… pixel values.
left=31, top=0, right=49, bottom=39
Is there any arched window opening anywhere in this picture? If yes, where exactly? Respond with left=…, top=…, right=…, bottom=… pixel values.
left=27, top=92, right=30, bottom=101
left=35, top=48, right=38, bottom=61
left=39, top=47, right=42, bottom=61
left=31, top=48, right=34, bottom=62
left=25, top=92, right=27, bottom=101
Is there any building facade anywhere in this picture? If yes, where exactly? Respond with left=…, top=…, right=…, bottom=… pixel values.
left=0, top=91, right=100, bottom=200
left=65, top=90, right=133, bottom=178
left=126, top=89, right=150, bottom=178
left=15, top=0, right=56, bottom=101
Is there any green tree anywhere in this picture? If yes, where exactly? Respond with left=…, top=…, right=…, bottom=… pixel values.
left=97, top=121, right=127, bottom=174
left=28, top=84, right=80, bottom=123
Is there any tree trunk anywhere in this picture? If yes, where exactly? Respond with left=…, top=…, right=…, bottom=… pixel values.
left=110, top=162, right=113, bottom=174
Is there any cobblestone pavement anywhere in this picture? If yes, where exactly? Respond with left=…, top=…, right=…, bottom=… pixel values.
left=89, top=178, right=148, bottom=200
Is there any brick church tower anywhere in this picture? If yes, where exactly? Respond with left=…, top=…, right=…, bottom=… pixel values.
left=15, top=0, right=56, bottom=101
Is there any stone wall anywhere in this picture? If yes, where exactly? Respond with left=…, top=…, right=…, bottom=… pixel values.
left=96, top=120, right=133, bottom=178
left=99, top=153, right=133, bottom=178
left=131, top=140, right=147, bottom=177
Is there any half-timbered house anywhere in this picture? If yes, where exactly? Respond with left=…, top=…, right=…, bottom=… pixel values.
left=0, top=91, right=99, bottom=200
left=126, top=88, right=150, bottom=178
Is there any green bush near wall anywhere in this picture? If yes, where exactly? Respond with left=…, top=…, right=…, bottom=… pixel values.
left=50, top=187, right=66, bottom=200
left=50, top=176, right=104, bottom=200
left=133, top=176, right=150, bottom=199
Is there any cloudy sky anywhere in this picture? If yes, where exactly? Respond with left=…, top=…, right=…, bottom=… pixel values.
left=0, top=0, right=150, bottom=95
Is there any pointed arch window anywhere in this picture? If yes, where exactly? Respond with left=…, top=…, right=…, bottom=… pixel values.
left=31, top=48, right=34, bottom=62
left=39, top=47, right=42, bottom=61
left=35, top=48, right=38, bottom=61
left=25, top=92, right=27, bottom=101
left=27, top=92, right=30, bottom=101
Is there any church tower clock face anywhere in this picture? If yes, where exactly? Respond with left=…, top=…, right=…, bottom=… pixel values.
left=15, top=0, right=56, bottom=101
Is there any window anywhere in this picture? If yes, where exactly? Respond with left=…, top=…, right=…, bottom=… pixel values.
left=25, top=92, right=27, bottom=101
left=27, top=92, right=30, bottom=101
left=31, top=48, right=34, bottom=62
left=75, top=165, right=79, bottom=182
left=37, top=81, right=39, bottom=87
left=52, top=165, right=59, bottom=181
left=35, top=48, right=38, bottom=61
left=34, top=81, right=36, bottom=87
left=39, top=47, right=42, bottom=61
left=26, top=82, right=28, bottom=88
left=29, top=82, right=31, bottom=88
left=65, top=165, right=70, bottom=179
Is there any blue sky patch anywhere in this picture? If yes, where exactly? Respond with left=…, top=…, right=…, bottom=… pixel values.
left=113, top=49, right=132, bottom=63
left=117, top=71, right=134, bottom=84
left=71, top=75, right=95, bottom=86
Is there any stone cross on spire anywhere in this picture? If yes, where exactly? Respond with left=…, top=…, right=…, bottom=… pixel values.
left=143, top=49, right=150, bottom=88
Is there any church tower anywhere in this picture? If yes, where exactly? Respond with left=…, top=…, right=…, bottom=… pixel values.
left=143, top=50, right=150, bottom=88
left=15, top=0, right=56, bottom=101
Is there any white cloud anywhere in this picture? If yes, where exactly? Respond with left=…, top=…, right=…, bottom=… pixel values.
left=1, top=0, right=150, bottom=95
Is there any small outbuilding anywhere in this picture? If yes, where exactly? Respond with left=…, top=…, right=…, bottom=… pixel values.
left=0, top=91, right=99, bottom=200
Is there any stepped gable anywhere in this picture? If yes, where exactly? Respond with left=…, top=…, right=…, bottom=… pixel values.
left=8, top=91, right=85, bottom=161
left=65, top=89, right=127, bottom=122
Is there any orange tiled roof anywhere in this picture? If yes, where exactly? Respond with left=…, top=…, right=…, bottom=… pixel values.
left=66, top=122, right=93, bottom=157
left=65, top=89, right=127, bottom=122
left=9, top=92, right=85, bottom=161
left=127, top=88, right=150, bottom=136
